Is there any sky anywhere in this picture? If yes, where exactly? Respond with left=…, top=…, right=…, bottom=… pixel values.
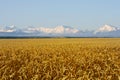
left=0, top=0, right=120, bottom=30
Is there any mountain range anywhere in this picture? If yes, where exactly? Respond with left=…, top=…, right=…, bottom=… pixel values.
left=0, top=24, right=120, bottom=37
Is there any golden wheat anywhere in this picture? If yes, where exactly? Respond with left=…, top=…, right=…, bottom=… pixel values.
left=0, top=38, right=120, bottom=80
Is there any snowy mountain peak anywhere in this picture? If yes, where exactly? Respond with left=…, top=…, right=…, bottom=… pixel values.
left=94, top=24, right=117, bottom=34
left=6, top=25, right=16, bottom=30
left=54, top=25, right=79, bottom=34
left=101, top=24, right=116, bottom=31
left=0, top=24, right=120, bottom=37
left=55, top=25, right=73, bottom=30
left=24, top=25, right=79, bottom=34
left=0, top=25, right=16, bottom=32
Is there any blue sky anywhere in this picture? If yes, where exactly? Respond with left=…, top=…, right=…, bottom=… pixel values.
left=0, top=0, right=120, bottom=30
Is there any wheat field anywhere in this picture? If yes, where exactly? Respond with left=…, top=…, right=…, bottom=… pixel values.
left=0, top=38, right=120, bottom=80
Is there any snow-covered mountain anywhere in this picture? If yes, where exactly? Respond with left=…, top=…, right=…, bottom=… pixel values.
left=94, top=24, right=119, bottom=34
left=0, top=25, right=16, bottom=32
left=94, top=24, right=120, bottom=37
left=0, top=24, right=120, bottom=37
left=24, top=25, right=79, bottom=34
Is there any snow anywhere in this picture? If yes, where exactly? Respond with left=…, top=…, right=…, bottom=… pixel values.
left=94, top=24, right=118, bottom=34
left=24, top=25, right=79, bottom=34
left=0, top=24, right=120, bottom=37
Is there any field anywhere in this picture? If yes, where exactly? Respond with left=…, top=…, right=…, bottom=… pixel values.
left=0, top=38, right=120, bottom=80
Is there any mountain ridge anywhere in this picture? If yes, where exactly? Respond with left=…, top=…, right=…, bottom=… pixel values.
left=0, top=24, right=120, bottom=37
